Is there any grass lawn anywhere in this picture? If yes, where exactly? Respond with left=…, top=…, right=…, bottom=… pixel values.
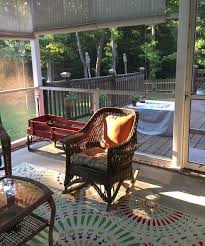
left=78, top=116, right=91, bottom=122
left=0, top=105, right=36, bottom=142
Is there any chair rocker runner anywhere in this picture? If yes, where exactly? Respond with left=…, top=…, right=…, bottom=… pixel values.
left=60, top=107, right=139, bottom=209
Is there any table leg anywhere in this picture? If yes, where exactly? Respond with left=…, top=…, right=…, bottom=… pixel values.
left=47, top=196, right=56, bottom=246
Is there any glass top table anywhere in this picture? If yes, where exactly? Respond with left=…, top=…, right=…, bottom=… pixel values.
left=0, top=175, right=56, bottom=246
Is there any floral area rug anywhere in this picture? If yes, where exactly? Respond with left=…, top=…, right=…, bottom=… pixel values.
left=10, top=163, right=205, bottom=246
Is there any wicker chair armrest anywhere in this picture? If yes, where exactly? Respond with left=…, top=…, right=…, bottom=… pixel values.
left=60, top=126, right=101, bottom=156
left=60, top=131, right=86, bottom=145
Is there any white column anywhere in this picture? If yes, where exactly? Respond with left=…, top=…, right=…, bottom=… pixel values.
left=173, top=0, right=197, bottom=167
left=30, top=38, right=45, bottom=116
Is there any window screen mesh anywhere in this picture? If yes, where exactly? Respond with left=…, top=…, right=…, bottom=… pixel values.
left=0, top=0, right=33, bottom=34
left=34, top=0, right=165, bottom=31
left=0, top=0, right=165, bottom=36
left=33, top=0, right=92, bottom=30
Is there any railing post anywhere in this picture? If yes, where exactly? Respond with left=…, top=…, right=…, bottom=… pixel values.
left=139, top=67, right=145, bottom=92
left=109, top=69, right=116, bottom=106
left=93, top=89, right=100, bottom=112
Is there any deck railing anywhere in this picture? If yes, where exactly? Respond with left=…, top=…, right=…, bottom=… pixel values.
left=144, top=72, right=205, bottom=93
left=42, top=87, right=111, bottom=119
left=43, top=72, right=144, bottom=119
left=40, top=85, right=174, bottom=121
left=144, top=78, right=176, bottom=93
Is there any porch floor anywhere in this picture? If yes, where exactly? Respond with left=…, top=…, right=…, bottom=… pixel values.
left=12, top=142, right=205, bottom=219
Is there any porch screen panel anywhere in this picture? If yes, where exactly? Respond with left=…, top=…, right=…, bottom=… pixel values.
left=0, top=0, right=33, bottom=35
left=0, top=0, right=165, bottom=35
left=33, top=0, right=92, bottom=31
left=94, top=0, right=165, bottom=23
left=33, top=0, right=165, bottom=31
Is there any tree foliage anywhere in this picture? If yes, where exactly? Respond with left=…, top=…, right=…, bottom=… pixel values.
left=165, top=0, right=179, bottom=14
left=1, top=0, right=205, bottom=80
left=195, top=0, right=205, bottom=67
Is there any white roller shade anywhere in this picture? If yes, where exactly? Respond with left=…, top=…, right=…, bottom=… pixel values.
left=0, top=0, right=165, bottom=37
left=34, top=0, right=165, bottom=32
left=94, top=0, right=165, bottom=23
left=0, top=0, right=33, bottom=36
left=33, top=0, right=92, bottom=31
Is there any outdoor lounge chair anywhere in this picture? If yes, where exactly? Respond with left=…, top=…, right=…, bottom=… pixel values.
left=60, top=107, right=139, bottom=209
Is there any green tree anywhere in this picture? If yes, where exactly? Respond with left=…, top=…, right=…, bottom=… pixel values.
left=0, top=40, right=31, bottom=60
left=116, top=26, right=145, bottom=73
left=165, top=0, right=179, bottom=15
left=0, top=40, right=31, bottom=80
left=75, top=29, right=109, bottom=77
left=39, top=34, right=76, bottom=81
left=195, top=0, right=205, bottom=67
left=104, top=28, right=121, bottom=73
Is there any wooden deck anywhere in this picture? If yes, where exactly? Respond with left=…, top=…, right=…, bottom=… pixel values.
left=137, top=100, right=205, bottom=160
left=138, top=132, right=205, bottom=159
left=138, top=133, right=173, bottom=158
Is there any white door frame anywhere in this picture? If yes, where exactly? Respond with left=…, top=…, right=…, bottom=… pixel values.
left=179, top=0, right=205, bottom=172
left=173, top=0, right=197, bottom=169
left=135, top=0, right=197, bottom=169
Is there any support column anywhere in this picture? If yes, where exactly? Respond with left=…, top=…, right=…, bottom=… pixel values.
left=30, top=38, right=45, bottom=116
left=173, top=0, right=197, bottom=167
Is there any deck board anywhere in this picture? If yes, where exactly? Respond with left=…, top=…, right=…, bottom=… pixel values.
left=143, top=135, right=169, bottom=154
left=138, top=133, right=205, bottom=159
left=138, top=120, right=205, bottom=160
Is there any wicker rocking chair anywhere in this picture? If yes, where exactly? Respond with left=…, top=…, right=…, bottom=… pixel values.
left=60, top=107, right=139, bottom=209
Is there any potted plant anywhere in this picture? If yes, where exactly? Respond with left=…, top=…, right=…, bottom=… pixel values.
left=131, top=95, right=140, bottom=106
left=139, top=95, right=146, bottom=103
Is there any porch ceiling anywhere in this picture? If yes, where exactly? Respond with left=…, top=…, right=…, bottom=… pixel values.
left=0, top=0, right=165, bottom=38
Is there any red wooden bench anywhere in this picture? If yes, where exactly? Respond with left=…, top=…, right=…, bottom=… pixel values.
left=27, top=115, right=86, bottom=150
